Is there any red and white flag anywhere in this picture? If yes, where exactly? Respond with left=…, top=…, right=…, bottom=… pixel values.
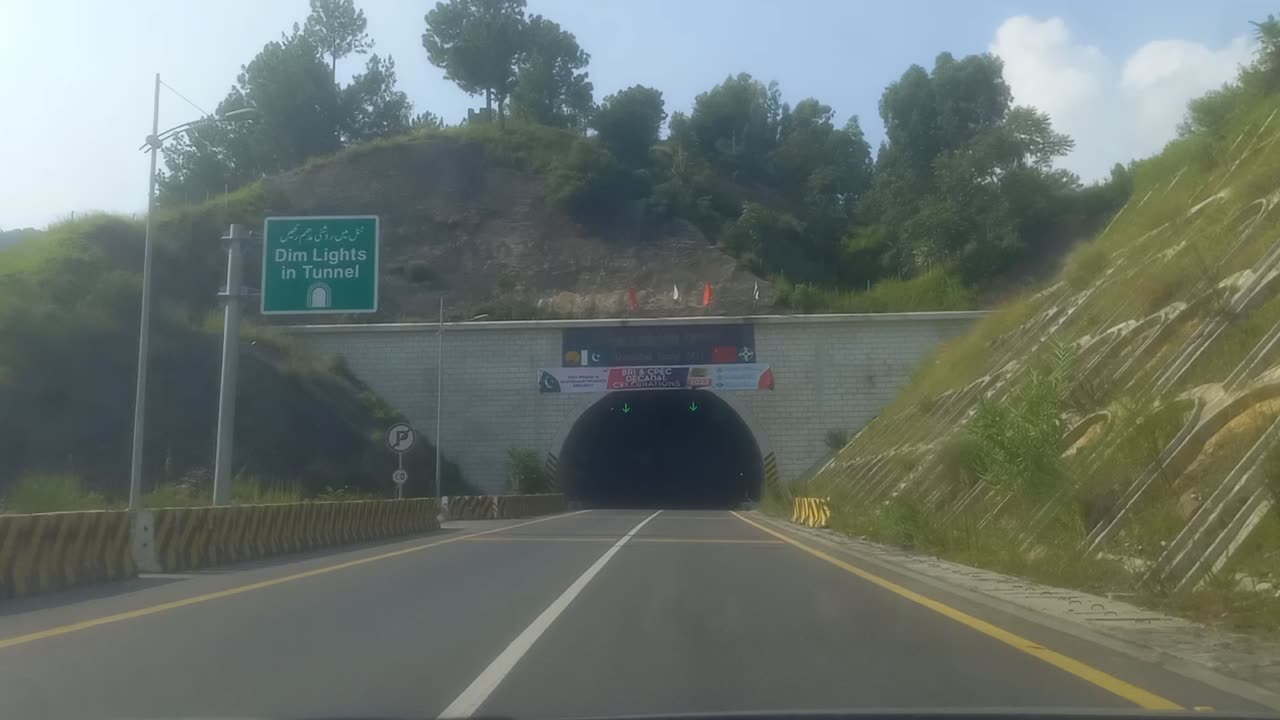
left=702, top=283, right=713, bottom=306
left=628, top=287, right=638, bottom=310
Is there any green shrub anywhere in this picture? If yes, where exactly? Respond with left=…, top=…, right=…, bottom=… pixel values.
left=2, top=472, right=106, bottom=514
left=935, top=433, right=982, bottom=489
left=968, top=341, right=1074, bottom=500
left=231, top=476, right=302, bottom=504
left=506, top=448, right=552, bottom=494
left=544, top=139, right=639, bottom=219
left=775, top=269, right=977, bottom=314
left=759, top=473, right=798, bottom=516
left=143, top=482, right=204, bottom=508
left=824, top=429, right=850, bottom=452
left=315, top=485, right=378, bottom=501
left=1063, top=241, right=1109, bottom=290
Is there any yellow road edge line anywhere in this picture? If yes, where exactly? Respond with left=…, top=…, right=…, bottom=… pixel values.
left=730, top=512, right=1182, bottom=711
left=646, top=516, right=738, bottom=520
left=0, top=511, right=590, bottom=650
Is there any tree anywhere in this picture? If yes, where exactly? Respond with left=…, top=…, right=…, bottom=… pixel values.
left=510, top=15, right=593, bottom=130
left=930, top=52, right=1011, bottom=152
left=771, top=99, right=837, bottom=193
left=591, top=85, right=665, bottom=167
left=411, top=110, right=446, bottom=129
left=159, top=31, right=344, bottom=203
left=339, top=54, right=412, bottom=143
left=682, top=73, right=783, bottom=182
left=858, top=52, right=1078, bottom=281
left=1179, top=82, right=1246, bottom=137
left=1002, top=106, right=1074, bottom=170
left=1181, top=13, right=1280, bottom=138
left=721, top=203, right=828, bottom=280
left=422, top=0, right=528, bottom=128
left=302, top=0, right=373, bottom=82
left=158, top=23, right=414, bottom=203
left=1242, top=14, right=1280, bottom=93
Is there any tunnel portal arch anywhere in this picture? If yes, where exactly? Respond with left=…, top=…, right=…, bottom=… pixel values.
left=552, top=390, right=767, bottom=508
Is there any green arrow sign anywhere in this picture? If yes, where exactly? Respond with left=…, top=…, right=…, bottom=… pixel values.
left=688, top=401, right=699, bottom=412
left=261, top=216, right=379, bottom=315
left=621, top=403, right=631, bottom=414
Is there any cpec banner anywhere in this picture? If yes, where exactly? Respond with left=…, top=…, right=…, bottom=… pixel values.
left=538, top=364, right=774, bottom=393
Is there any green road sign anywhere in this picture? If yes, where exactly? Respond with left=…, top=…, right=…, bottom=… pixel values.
left=261, top=216, right=378, bottom=315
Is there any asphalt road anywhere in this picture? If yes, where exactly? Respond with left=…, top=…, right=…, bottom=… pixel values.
left=0, top=509, right=1271, bottom=719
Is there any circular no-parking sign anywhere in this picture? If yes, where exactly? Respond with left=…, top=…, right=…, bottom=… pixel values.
left=386, top=423, right=416, bottom=452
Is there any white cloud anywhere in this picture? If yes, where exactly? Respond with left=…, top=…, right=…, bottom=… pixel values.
left=990, top=16, right=1254, bottom=182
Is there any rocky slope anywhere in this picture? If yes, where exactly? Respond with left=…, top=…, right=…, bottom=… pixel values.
left=808, top=98, right=1280, bottom=622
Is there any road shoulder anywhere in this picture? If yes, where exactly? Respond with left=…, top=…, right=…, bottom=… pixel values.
left=743, top=511, right=1280, bottom=712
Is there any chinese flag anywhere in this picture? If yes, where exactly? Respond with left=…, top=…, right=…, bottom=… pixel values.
left=758, top=367, right=775, bottom=390
left=702, top=283, right=713, bottom=306
left=711, top=345, right=737, bottom=363
left=628, top=287, right=638, bottom=310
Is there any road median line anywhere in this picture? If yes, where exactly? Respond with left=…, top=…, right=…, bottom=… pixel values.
left=0, top=510, right=590, bottom=651
left=438, top=510, right=663, bottom=718
left=460, top=536, right=783, bottom=545
left=730, top=511, right=1182, bottom=711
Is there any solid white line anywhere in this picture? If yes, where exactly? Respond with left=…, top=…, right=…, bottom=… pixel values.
left=436, top=510, right=662, bottom=718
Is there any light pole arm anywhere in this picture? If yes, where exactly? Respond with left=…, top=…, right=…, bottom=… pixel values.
left=140, top=108, right=256, bottom=151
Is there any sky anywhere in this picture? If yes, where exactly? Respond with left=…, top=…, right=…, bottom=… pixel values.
left=0, top=0, right=1271, bottom=230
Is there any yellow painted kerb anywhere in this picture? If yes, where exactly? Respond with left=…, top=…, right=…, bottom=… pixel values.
left=731, top=511, right=1182, bottom=711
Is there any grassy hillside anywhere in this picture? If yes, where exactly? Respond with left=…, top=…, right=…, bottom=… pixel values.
left=0, top=216, right=468, bottom=508
left=788, top=93, right=1280, bottom=633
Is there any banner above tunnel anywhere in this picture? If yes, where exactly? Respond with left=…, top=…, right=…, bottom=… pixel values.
left=561, top=324, right=756, bottom=367
left=538, top=364, right=774, bottom=393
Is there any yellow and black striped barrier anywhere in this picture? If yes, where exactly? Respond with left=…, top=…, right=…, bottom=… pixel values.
left=445, top=496, right=498, bottom=520
left=0, top=511, right=136, bottom=599
left=0, top=493, right=567, bottom=598
left=151, top=498, right=441, bottom=573
left=792, top=497, right=832, bottom=528
left=444, top=494, right=565, bottom=520
left=494, top=494, right=565, bottom=519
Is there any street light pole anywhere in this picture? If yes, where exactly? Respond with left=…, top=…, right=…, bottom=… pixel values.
left=126, top=76, right=255, bottom=511
left=127, top=72, right=161, bottom=511
left=435, top=296, right=444, bottom=501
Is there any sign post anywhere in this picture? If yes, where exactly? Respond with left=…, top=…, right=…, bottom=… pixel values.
left=261, top=216, right=379, bottom=315
left=212, top=224, right=251, bottom=505
left=386, top=423, right=416, bottom=499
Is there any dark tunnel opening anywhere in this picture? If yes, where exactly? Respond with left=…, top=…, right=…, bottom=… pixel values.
left=560, top=390, right=764, bottom=509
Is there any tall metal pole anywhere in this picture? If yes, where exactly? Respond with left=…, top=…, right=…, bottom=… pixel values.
left=128, top=72, right=162, bottom=511
left=212, top=224, right=247, bottom=505
left=435, top=295, right=444, bottom=500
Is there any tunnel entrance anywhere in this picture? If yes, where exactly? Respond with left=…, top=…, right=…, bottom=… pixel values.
left=560, top=390, right=763, bottom=509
